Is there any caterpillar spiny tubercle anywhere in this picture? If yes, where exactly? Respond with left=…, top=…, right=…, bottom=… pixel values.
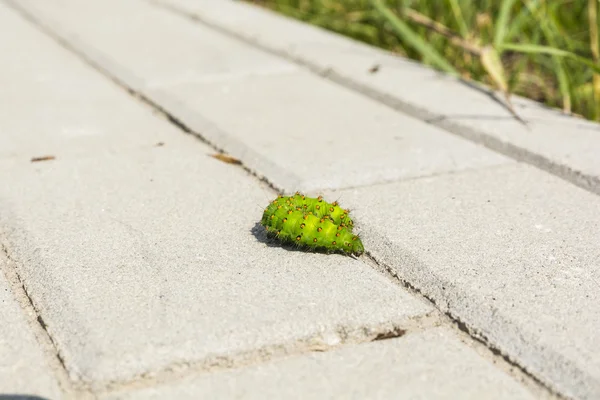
left=260, top=192, right=364, bottom=256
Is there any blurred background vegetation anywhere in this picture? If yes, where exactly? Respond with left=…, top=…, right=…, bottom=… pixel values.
left=247, top=0, right=600, bottom=122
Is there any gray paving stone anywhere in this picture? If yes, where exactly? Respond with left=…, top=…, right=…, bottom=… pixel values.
left=166, top=72, right=512, bottom=191
left=0, top=262, right=63, bottom=399
left=157, top=0, right=600, bottom=194
left=11, top=0, right=511, bottom=192
left=10, top=0, right=297, bottom=88
left=326, top=164, right=600, bottom=400
left=0, top=129, right=432, bottom=388
left=0, top=2, right=175, bottom=161
left=104, top=327, right=536, bottom=400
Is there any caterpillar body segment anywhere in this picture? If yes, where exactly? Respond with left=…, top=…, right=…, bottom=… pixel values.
left=260, top=193, right=363, bottom=256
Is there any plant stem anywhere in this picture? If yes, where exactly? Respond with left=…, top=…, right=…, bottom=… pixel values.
left=589, top=0, right=600, bottom=120
left=369, top=0, right=458, bottom=75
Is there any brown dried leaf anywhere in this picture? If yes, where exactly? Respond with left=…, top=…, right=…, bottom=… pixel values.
left=210, top=153, right=241, bottom=165
left=30, top=155, right=56, bottom=162
left=368, top=64, right=380, bottom=73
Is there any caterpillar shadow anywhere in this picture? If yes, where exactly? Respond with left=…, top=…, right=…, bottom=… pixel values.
left=250, top=222, right=358, bottom=259
left=251, top=221, right=310, bottom=254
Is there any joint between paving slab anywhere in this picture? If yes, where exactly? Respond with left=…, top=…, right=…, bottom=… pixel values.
left=0, top=241, right=94, bottom=400
left=360, top=251, right=564, bottom=400
left=447, top=314, right=566, bottom=400
left=335, top=80, right=600, bottom=197
left=320, top=162, right=514, bottom=193
left=88, top=312, right=442, bottom=396
left=150, top=0, right=600, bottom=198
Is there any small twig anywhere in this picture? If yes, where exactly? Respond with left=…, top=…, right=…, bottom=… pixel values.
left=502, top=92, right=528, bottom=126
left=588, top=0, right=600, bottom=120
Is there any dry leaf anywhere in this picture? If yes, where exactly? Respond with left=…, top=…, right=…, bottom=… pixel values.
left=210, top=153, right=241, bottom=165
left=481, top=45, right=525, bottom=124
left=30, top=155, right=56, bottom=162
left=480, top=45, right=508, bottom=94
left=368, top=64, right=380, bottom=73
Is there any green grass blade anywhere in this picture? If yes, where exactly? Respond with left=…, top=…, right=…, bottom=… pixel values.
left=251, top=0, right=598, bottom=121
left=504, top=0, right=540, bottom=43
left=589, top=0, right=600, bottom=120
left=523, top=0, right=572, bottom=112
left=447, top=0, right=469, bottom=38
left=369, top=0, right=458, bottom=75
left=500, top=43, right=600, bottom=74
left=554, top=57, right=572, bottom=113
left=494, top=0, right=518, bottom=48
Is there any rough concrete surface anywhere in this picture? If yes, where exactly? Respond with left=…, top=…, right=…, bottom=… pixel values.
left=104, top=327, right=536, bottom=400
left=0, top=2, right=175, bottom=161
left=0, top=259, right=63, bottom=399
left=167, top=71, right=512, bottom=191
left=156, top=0, right=600, bottom=194
left=9, top=0, right=298, bottom=89
left=330, top=163, right=600, bottom=400
left=9, top=0, right=512, bottom=192
left=0, top=140, right=433, bottom=387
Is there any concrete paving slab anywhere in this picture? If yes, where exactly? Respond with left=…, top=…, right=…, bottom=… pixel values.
left=9, top=0, right=297, bottom=88
left=156, top=0, right=600, bottom=195
left=0, top=261, right=63, bottom=399
left=327, top=163, right=600, bottom=400
left=10, top=0, right=512, bottom=192
left=103, top=327, right=536, bottom=400
left=0, top=137, right=432, bottom=388
left=167, top=72, right=512, bottom=191
left=0, top=2, right=176, bottom=161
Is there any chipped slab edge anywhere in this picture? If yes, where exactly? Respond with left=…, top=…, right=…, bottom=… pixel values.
left=87, top=312, right=442, bottom=396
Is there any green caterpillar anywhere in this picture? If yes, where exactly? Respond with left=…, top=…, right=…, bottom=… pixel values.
left=260, top=193, right=364, bottom=256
